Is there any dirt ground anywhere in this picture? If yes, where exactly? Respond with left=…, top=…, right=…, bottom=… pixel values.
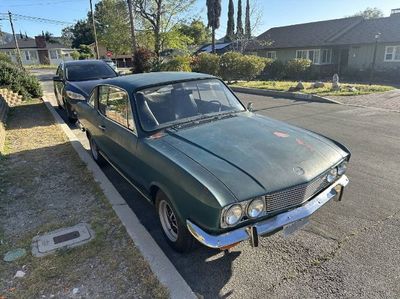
left=0, top=99, right=168, bottom=298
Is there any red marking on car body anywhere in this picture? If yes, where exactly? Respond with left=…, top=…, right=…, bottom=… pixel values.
left=148, top=132, right=165, bottom=140
left=273, top=131, right=289, bottom=138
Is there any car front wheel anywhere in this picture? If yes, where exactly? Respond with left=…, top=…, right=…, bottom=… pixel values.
left=64, top=99, right=77, bottom=124
left=156, top=191, right=194, bottom=253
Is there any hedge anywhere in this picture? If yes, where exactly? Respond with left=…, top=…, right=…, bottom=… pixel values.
left=0, top=61, right=42, bottom=99
left=192, top=53, right=220, bottom=76
left=160, top=55, right=192, bottom=72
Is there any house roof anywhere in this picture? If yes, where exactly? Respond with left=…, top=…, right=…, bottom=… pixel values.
left=255, top=17, right=363, bottom=49
left=254, top=14, right=400, bottom=50
left=0, top=36, right=70, bottom=50
left=197, top=42, right=232, bottom=53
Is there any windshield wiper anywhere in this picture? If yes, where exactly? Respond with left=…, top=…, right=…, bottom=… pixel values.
left=168, top=111, right=240, bottom=131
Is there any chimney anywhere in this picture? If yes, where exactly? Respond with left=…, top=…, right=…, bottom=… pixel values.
left=35, top=36, right=46, bottom=48
left=390, top=8, right=400, bottom=16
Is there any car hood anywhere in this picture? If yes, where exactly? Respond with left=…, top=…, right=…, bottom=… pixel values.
left=66, top=79, right=102, bottom=98
left=163, top=112, right=348, bottom=202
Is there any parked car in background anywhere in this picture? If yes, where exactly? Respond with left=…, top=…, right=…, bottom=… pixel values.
left=74, top=72, right=350, bottom=252
left=53, top=60, right=118, bottom=123
left=102, top=58, right=118, bottom=71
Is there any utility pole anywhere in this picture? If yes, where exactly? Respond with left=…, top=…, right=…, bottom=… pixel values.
left=127, top=0, right=137, bottom=61
left=89, top=0, right=100, bottom=59
left=369, top=33, right=381, bottom=85
left=8, top=11, right=23, bottom=68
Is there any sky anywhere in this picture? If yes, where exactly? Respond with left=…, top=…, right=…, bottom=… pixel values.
left=0, top=0, right=399, bottom=39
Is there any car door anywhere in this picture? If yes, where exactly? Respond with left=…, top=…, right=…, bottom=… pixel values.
left=75, top=87, right=103, bottom=140
left=97, top=85, right=140, bottom=183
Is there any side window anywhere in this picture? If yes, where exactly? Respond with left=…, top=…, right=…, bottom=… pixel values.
left=88, top=88, right=98, bottom=107
left=98, top=86, right=137, bottom=133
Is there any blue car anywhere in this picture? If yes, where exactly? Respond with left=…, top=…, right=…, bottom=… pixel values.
left=53, top=60, right=118, bottom=123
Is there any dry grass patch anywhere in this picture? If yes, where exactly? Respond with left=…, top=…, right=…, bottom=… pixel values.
left=0, top=99, right=168, bottom=298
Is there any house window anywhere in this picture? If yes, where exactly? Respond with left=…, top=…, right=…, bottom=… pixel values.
left=296, top=49, right=320, bottom=64
left=385, top=46, right=400, bottom=61
left=266, top=51, right=276, bottom=59
left=24, top=50, right=30, bottom=61
left=50, top=49, right=62, bottom=60
left=29, top=51, right=38, bottom=61
left=321, top=49, right=332, bottom=64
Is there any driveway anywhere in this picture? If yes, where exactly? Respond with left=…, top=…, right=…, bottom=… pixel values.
left=38, top=72, right=400, bottom=298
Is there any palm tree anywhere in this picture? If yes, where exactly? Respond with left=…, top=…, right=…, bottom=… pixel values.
left=206, top=0, right=221, bottom=53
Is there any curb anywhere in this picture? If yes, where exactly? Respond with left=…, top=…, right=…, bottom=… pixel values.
left=42, top=96, right=196, bottom=299
left=231, top=86, right=340, bottom=104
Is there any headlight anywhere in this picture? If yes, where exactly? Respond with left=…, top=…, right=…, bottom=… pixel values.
left=224, top=205, right=243, bottom=226
left=66, top=90, right=85, bottom=100
left=327, top=168, right=338, bottom=183
left=337, top=161, right=348, bottom=175
left=247, top=198, right=265, bottom=218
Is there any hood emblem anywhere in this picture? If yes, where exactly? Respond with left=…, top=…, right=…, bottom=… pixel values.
left=293, top=167, right=305, bottom=176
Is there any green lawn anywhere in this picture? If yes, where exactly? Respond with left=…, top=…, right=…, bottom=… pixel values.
left=230, top=81, right=395, bottom=96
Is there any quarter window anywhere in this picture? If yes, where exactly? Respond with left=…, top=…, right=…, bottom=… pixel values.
left=98, top=86, right=136, bottom=133
left=385, top=46, right=400, bottom=61
left=88, top=88, right=97, bottom=108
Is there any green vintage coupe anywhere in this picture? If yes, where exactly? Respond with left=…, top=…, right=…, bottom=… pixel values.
left=75, top=72, right=350, bottom=252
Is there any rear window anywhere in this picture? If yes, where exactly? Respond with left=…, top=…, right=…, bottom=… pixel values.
left=65, top=62, right=117, bottom=81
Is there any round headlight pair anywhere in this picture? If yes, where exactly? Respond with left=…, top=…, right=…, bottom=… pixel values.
left=224, top=198, right=265, bottom=226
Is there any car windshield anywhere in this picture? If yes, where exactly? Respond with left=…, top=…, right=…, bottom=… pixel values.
left=135, top=79, right=245, bottom=131
left=66, top=62, right=117, bottom=81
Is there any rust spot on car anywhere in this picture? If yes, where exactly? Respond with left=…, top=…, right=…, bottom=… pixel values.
left=148, top=132, right=165, bottom=140
left=296, top=138, right=314, bottom=151
left=273, top=131, right=289, bottom=138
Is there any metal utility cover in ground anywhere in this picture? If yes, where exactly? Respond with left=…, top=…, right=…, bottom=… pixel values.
left=32, top=223, right=94, bottom=257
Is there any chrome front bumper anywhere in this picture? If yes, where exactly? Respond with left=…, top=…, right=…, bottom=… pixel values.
left=187, top=175, right=349, bottom=249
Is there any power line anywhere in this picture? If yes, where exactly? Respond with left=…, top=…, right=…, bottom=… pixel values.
left=0, top=13, right=73, bottom=25
left=0, top=0, right=82, bottom=8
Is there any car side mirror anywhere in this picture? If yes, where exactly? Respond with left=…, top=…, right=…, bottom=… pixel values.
left=247, top=102, right=254, bottom=112
left=53, top=76, right=62, bottom=82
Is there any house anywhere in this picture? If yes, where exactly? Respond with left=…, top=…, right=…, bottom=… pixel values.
left=0, top=35, right=74, bottom=65
left=88, top=43, right=133, bottom=68
left=248, top=9, right=400, bottom=77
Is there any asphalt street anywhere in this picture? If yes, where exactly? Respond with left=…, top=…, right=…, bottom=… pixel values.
left=36, top=70, right=400, bottom=299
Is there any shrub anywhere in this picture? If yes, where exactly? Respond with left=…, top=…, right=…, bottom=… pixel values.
left=0, top=61, right=42, bottom=99
left=192, top=53, right=220, bottom=76
left=260, top=59, right=286, bottom=80
left=71, top=51, right=80, bottom=60
left=0, top=52, right=12, bottom=64
left=133, top=47, right=155, bottom=73
left=219, top=52, right=244, bottom=82
left=285, top=58, right=312, bottom=80
left=239, top=55, right=267, bottom=81
left=160, top=55, right=192, bottom=72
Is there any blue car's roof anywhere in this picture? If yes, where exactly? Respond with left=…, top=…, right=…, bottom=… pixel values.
left=103, top=72, right=217, bottom=91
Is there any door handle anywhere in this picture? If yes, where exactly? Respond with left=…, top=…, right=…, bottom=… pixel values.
left=98, top=125, right=106, bottom=131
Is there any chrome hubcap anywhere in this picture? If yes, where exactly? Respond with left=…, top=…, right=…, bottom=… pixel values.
left=159, top=200, right=178, bottom=242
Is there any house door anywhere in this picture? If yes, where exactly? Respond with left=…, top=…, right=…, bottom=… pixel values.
left=338, top=49, right=349, bottom=74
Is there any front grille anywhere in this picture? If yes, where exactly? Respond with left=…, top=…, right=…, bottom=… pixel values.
left=265, top=173, right=330, bottom=213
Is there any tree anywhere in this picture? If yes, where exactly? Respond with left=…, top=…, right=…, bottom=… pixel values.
left=236, top=0, right=243, bottom=37
left=178, top=20, right=211, bottom=45
left=206, top=0, right=221, bottom=53
left=245, top=0, right=251, bottom=38
left=135, top=0, right=195, bottom=59
left=94, top=0, right=131, bottom=57
left=352, top=7, right=384, bottom=19
left=225, top=0, right=235, bottom=41
left=62, top=20, right=94, bottom=48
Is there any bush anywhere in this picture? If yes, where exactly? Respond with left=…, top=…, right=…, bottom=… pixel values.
left=239, top=55, right=267, bottom=81
left=192, top=53, right=220, bottom=76
left=133, top=47, right=155, bottom=73
left=160, top=55, right=192, bottom=72
left=0, top=52, right=12, bottom=64
left=0, top=61, right=42, bottom=99
left=71, top=51, right=80, bottom=60
left=259, top=59, right=286, bottom=80
left=285, top=58, right=312, bottom=80
left=219, top=52, right=244, bottom=82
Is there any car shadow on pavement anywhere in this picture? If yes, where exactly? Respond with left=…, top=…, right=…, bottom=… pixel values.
left=99, top=161, right=241, bottom=299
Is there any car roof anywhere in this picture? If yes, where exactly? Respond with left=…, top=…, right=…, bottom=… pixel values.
left=102, top=72, right=217, bottom=91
